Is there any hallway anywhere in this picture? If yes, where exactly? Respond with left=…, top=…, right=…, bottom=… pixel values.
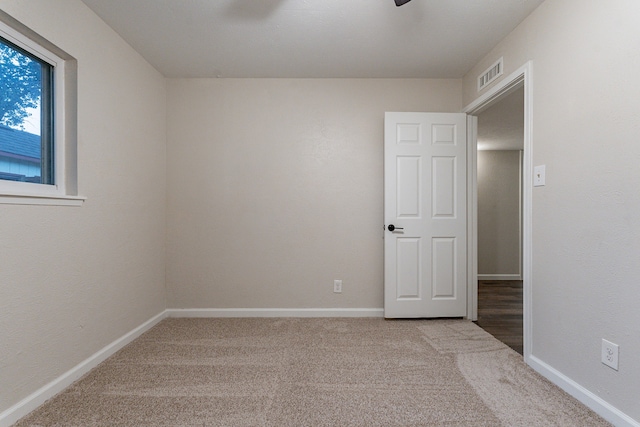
left=475, top=280, right=523, bottom=355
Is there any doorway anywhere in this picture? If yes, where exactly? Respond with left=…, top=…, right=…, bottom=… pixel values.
left=464, top=62, right=532, bottom=361
left=474, top=86, right=524, bottom=354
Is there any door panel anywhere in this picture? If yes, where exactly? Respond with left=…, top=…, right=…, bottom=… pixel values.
left=432, top=156, right=456, bottom=217
left=397, top=156, right=421, bottom=217
left=396, top=238, right=421, bottom=299
left=384, top=112, right=467, bottom=318
left=432, top=237, right=456, bottom=298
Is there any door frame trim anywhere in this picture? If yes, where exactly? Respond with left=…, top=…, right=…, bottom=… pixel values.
left=463, top=61, right=533, bottom=361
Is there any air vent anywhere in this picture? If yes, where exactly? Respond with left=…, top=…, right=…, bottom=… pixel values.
left=477, top=58, right=503, bottom=91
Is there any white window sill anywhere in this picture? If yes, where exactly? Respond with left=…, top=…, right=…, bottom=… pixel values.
left=0, top=193, right=86, bottom=206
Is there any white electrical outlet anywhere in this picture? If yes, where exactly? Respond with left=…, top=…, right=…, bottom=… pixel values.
left=601, top=339, right=619, bottom=371
left=333, top=280, right=342, bottom=293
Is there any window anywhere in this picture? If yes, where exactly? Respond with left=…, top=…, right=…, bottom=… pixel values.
left=0, top=37, right=53, bottom=185
left=0, top=14, right=81, bottom=205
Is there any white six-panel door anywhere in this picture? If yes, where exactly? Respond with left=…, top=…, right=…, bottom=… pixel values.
left=384, top=112, right=467, bottom=318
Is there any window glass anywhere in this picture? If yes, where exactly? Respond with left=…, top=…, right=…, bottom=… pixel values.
left=0, top=37, right=53, bottom=185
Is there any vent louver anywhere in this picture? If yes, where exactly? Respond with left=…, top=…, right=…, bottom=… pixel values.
left=477, top=58, right=504, bottom=91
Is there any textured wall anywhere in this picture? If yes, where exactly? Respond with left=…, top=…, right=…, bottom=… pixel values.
left=464, top=0, right=640, bottom=421
left=166, top=78, right=462, bottom=309
left=477, top=150, right=521, bottom=277
left=0, top=0, right=167, bottom=413
left=6, top=0, right=638, bottom=423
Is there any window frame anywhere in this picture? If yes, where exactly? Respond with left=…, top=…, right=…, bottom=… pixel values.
left=0, top=13, right=83, bottom=206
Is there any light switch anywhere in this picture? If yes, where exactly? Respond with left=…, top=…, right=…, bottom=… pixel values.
left=534, top=165, right=546, bottom=187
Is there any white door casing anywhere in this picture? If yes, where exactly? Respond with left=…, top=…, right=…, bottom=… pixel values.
left=384, top=112, right=467, bottom=318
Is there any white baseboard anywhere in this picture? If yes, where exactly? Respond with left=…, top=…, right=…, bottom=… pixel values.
left=0, top=311, right=166, bottom=427
left=165, top=308, right=385, bottom=318
left=478, top=274, right=522, bottom=281
left=528, top=355, right=639, bottom=427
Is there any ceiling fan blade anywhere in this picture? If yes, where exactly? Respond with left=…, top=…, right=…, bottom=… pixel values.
left=394, top=0, right=412, bottom=6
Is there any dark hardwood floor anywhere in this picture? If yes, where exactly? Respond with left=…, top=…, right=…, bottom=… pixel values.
left=475, top=280, right=523, bottom=355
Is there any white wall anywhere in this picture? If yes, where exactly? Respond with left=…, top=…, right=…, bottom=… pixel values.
left=464, top=0, right=640, bottom=422
left=0, top=0, right=167, bottom=414
left=477, top=150, right=521, bottom=278
left=166, top=78, right=461, bottom=309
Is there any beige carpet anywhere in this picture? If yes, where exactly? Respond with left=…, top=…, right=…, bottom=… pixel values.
left=15, top=318, right=610, bottom=426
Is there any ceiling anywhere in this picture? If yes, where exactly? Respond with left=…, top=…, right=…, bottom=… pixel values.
left=79, top=0, right=545, bottom=78
left=477, top=85, right=524, bottom=150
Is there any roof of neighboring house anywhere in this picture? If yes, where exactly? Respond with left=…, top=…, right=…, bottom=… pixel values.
left=0, top=125, right=40, bottom=160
